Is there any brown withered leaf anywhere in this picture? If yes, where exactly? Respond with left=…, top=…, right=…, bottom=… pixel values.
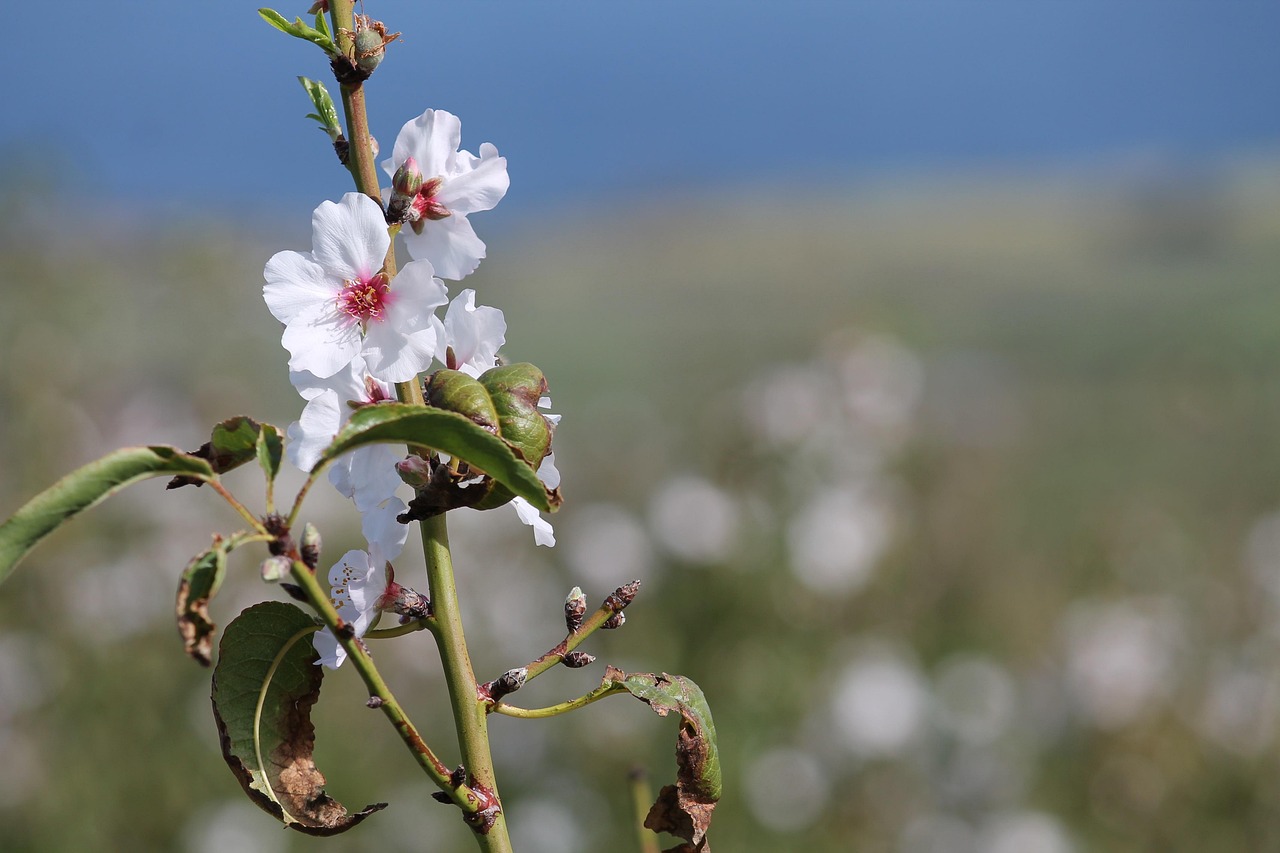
left=175, top=538, right=229, bottom=666
left=212, top=602, right=386, bottom=834
left=605, top=670, right=721, bottom=850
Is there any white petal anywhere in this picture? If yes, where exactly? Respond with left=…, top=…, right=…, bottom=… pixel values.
left=280, top=304, right=362, bottom=379
left=439, top=289, right=506, bottom=376
left=289, top=356, right=370, bottom=403
left=384, top=109, right=462, bottom=181
left=538, top=452, right=561, bottom=490
left=512, top=496, right=556, bottom=547
left=263, top=251, right=334, bottom=325
left=362, top=496, right=409, bottom=561
left=329, top=444, right=403, bottom=511
left=361, top=262, right=447, bottom=382
left=313, top=628, right=347, bottom=669
left=310, top=193, right=392, bottom=282
left=347, top=561, right=389, bottom=633
left=440, top=149, right=509, bottom=216
left=401, top=213, right=486, bottom=280
left=286, top=390, right=344, bottom=472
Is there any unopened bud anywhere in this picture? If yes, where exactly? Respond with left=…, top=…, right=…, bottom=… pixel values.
left=450, top=765, right=467, bottom=788
left=484, top=667, right=528, bottom=702
left=602, top=611, right=626, bottom=630
left=300, top=523, right=322, bottom=569
left=392, top=157, right=424, bottom=196
left=604, top=580, right=641, bottom=613
left=564, top=586, right=587, bottom=633
left=396, top=455, right=433, bottom=487
left=260, top=555, right=291, bottom=583
left=366, top=696, right=383, bottom=709
left=562, top=651, right=596, bottom=668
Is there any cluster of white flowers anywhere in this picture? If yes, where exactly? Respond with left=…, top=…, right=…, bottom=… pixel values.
left=262, top=109, right=557, bottom=667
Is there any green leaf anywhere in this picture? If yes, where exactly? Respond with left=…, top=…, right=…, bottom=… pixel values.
left=316, top=403, right=560, bottom=513
left=176, top=536, right=234, bottom=666
left=0, top=446, right=215, bottom=586
left=606, top=668, right=721, bottom=849
left=313, top=10, right=331, bottom=40
left=257, top=8, right=337, bottom=55
left=169, top=416, right=283, bottom=488
left=298, top=76, right=342, bottom=140
left=212, top=602, right=385, bottom=834
left=256, top=423, right=284, bottom=484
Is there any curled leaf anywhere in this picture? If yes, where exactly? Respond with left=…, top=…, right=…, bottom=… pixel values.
left=212, top=602, right=385, bottom=834
left=175, top=537, right=231, bottom=666
left=605, top=668, right=721, bottom=850
left=0, top=446, right=214, bottom=586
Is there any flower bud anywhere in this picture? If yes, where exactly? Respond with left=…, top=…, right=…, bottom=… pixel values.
left=602, top=611, right=626, bottom=630
left=300, top=523, right=322, bottom=569
left=604, top=580, right=641, bottom=612
left=396, top=455, right=433, bottom=487
left=483, top=668, right=528, bottom=702
left=393, top=158, right=424, bottom=196
left=564, top=586, right=587, bottom=633
left=260, top=555, right=291, bottom=583
left=563, top=651, right=596, bottom=669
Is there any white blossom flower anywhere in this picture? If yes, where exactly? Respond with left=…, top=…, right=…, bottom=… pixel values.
left=286, top=356, right=403, bottom=512
left=264, top=192, right=447, bottom=382
left=313, top=548, right=391, bottom=669
left=434, top=288, right=506, bottom=377
left=381, top=109, right=509, bottom=280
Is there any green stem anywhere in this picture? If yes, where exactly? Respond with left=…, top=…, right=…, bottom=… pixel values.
left=514, top=596, right=630, bottom=686
left=628, top=768, right=661, bottom=853
left=421, top=513, right=514, bottom=850
left=325, top=5, right=509, bottom=848
left=286, top=559, right=480, bottom=813
left=366, top=616, right=436, bottom=640
left=491, top=681, right=626, bottom=720
left=206, top=479, right=265, bottom=530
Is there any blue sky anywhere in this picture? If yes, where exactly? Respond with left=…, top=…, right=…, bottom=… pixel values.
left=7, top=2, right=1280, bottom=225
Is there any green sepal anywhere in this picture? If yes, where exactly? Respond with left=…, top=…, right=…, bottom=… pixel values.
left=316, top=403, right=560, bottom=513
left=212, top=602, right=385, bottom=834
left=258, top=8, right=339, bottom=55
left=606, top=668, right=721, bottom=849
left=0, top=446, right=215, bottom=586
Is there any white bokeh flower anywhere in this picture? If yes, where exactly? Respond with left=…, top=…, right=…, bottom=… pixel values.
left=434, top=288, right=506, bottom=376
left=286, top=356, right=403, bottom=512
left=381, top=109, right=509, bottom=280
left=263, top=192, right=447, bottom=382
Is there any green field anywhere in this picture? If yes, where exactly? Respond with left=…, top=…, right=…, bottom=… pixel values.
left=3, top=163, right=1280, bottom=851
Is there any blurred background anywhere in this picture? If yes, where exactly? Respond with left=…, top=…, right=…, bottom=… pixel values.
left=3, top=2, right=1280, bottom=851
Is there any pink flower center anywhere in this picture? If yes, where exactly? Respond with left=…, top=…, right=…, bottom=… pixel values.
left=337, top=273, right=392, bottom=324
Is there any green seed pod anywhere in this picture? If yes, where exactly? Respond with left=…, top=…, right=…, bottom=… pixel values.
left=423, top=369, right=500, bottom=433
left=480, top=363, right=553, bottom=467
left=354, top=27, right=387, bottom=72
